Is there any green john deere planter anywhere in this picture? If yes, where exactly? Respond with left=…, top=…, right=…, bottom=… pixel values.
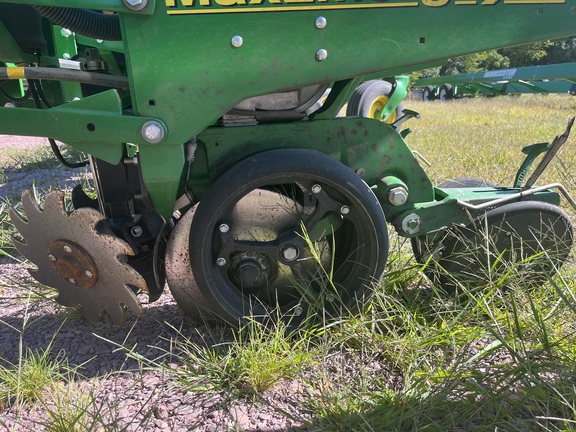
left=1, top=0, right=575, bottom=325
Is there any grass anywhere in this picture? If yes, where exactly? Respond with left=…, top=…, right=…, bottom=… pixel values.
left=1, top=94, right=576, bottom=430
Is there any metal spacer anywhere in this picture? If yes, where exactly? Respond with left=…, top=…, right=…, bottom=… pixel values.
left=123, top=0, right=148, bottom=11
left=141, top=121, right=166, bottom=144
left=231, top=35, right=243, bottom=48
left=401, top=213, right=422, bottom=235
left=316, top=49, right=328, bottom=62
left=315, top=17, right=327, bottom=29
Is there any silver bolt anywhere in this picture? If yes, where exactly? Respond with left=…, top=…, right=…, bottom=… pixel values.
left=401, top=213, right=422, bottom=235
left=68, top=278, right=77, bottom=285
left=340, top=205, right=350, bottom=215
left=61, top=28, right=72, bottom=38
left=141, top=121, right=166, bottom=144
left=316, top=49, right=328, bottom=62
left=48, top=254, right=57, bottom=262
left=123, top=0, right=148, bottom=11
left=63, top=53, right=71, bottom=60
left=311, top=184, right=322, bottom=194
left=315, top=17, right=327, bottom=29
left=216, top=257, right=227, bottom=267
left=294, top=305, right=303, bottom=316
left=63, top=245, right=73, bottom=253
left=131, top=226, right=143, bottom=237
left=4, top=102, right=17, bottom=108
left=85, top=270, right=94, bottom=278
left=231, top=35, right=243, bottom=48
left=388, top=186, right=409, bottom=206
left=282, top=246, right=299, bottom=262
left=219, top=223, right=230, bottom=233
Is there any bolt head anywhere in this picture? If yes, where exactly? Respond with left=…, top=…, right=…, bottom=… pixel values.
left=281, top=245, right=299, bottom=262
left=231, top=35, right=243, bottom=48
left=48, top=254, right=57, bottom=262
left=131, top=226, right=143, bottom=237
left=216, top=257, right=227, bottom=267
left=294, top=305, right=304, bottom=316
left=141, top=121, right=165, bottom=144
left=60, top=28, right=72, bottom=38
left=316, top=49, right=328, bottom=62
left=68, top=278, right=77, bottom=285
left=63, top=245, right=73, bottom=253
left=85, top=270, right=94, bottom=278
left=340, top=205, right=350, bottom=215
left=219, top=223, right=230, bottom=233
left=123, top=0, right=147, bottom=11
left=311, top=184, right=322, bottom=194
left=315, top=17, right=327, bottom=29
left=401, top=213, right=422, bottom=234
left=388, top=187, right=409, bottom=206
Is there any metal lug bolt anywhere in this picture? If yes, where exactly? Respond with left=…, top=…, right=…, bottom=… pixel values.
left=388, top=186, right=409, bottom=207
left=63, top=245, right=73, bottom=253
left=219, top=223, right=230, bottom=233
left=316, top=49, right=328, bottom=62
left=68, top=278, right=77, bottom=285
left=48, top=254, right=57, bottom=262
left=60, top=28, right=72, bottom=38
left=131, top=226, right=143, bottom=237
left=85, top=270, right=94, bottom=278
left=315, top=16, right=327, bottom=29
left=231, top=35, right=243, bottom=48
left=282, top=245, right=299, bottom=262
left=141, top=121, right=166, bottom=144
left=123, top=0, right=148, bottom=11
left=401, top=213, right=422, bottom=235
left=340, top=205, right=350, bottom=215
left=294, top=305, right=303, bottom=316
left=216, top=257, right=227, bottom=267
left=312, top=184, right=322, bottom=194
left=63, top=53, right=71, bottom=60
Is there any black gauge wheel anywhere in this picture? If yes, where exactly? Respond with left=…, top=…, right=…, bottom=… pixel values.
left=167, top=149, right=389, bottom=326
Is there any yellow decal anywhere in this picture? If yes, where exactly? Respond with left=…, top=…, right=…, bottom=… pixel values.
left=166, top=0, right=564, bottom=13
left=6, top=67, right=26, bottom=80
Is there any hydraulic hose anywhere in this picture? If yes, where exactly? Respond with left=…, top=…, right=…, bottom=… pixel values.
left=34, top=7, right=121, bottom=41
left=0, top=66, right=128, bottom=89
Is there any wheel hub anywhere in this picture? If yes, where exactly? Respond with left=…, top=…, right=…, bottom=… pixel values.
left=48, top=240, right=98, bottom=289
left=229, top=252, right=273, bottom=289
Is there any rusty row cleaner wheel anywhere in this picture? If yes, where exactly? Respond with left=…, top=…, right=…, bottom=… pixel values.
left=166, top=149, right=389, bottom=327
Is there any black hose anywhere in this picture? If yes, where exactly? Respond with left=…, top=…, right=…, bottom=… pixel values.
left=34, top=7, right=121, bottom=41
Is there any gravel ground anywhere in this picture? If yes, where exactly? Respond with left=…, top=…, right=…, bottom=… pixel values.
left=0, top=136, right=313, bottom=431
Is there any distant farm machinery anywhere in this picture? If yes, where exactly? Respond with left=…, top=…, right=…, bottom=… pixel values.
left=414, top=62, right=576, bottom=101
left=1, top=1, right=575, bottom=326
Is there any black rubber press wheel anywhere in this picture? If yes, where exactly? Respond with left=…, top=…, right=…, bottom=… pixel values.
left=167, top=149, right=389, bottom=326
left=347, top=80, right=404, bottom=125
left=415, top=200, right=573, bottom=291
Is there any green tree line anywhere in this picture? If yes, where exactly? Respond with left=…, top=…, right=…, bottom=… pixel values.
left=418, top=37, right=576, bottom=78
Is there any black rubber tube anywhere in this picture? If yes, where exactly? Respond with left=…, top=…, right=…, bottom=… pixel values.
left=34, top=7, right=121, bottom=41
left=0, top=67, right=128, bottom=88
